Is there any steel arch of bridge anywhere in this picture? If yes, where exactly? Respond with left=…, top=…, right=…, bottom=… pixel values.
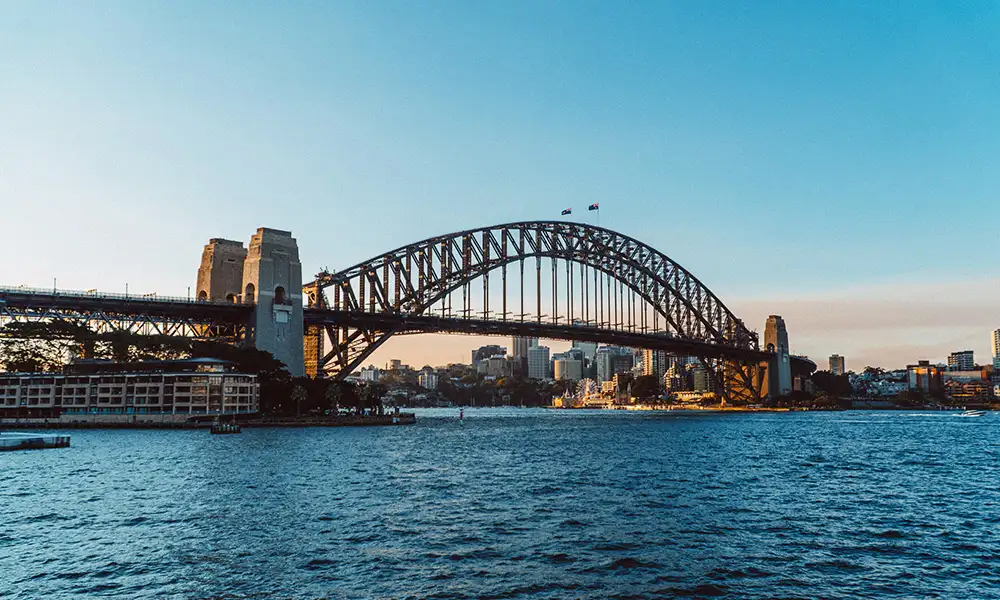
left=304, top=221, right=766, bottom=397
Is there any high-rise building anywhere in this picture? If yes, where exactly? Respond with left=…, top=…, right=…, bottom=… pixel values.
left=486, top=355, right=511, bottom=377
left=417, top=372, right=439, bottom=389
left=764, top=315, right=792, bottom=396
left=993, top=329, right=1000, bottom=369
left=511, top=337, right=539, bottom=375
left=359, top=366, right=382, bottom=382
left=511, top=337, right=538, bottom=359
left=829, top=354, right=846, bottom=376
left=527, top=345, right=551, bottom=380
left=553, top=358, right=583, bottom=381
left=642, top=349, right=669, bottom=380
left=596, top=346, right=633, bottom=382
left=692, top=366, right=715, bottom=393
left=571, top=341, right=598, bottom=363
left=947, top=350, right=974, bottom=372
left=908, top=360, right=943, bottom=394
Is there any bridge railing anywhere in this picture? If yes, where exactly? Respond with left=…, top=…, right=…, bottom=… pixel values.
left=0, top=285, right=237, bottom=306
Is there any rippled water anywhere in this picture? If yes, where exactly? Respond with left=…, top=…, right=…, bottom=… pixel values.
left=5, top=409, right=1000, bottom=599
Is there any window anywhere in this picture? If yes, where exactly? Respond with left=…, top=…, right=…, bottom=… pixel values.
left=274, top=286, right=287, bottom=305
left=245, top=283, right=255, bottom=304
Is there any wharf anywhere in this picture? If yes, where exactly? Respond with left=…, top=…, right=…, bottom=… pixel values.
left=0, top=413, right=416, bottom=430
left=240, top=414, right=416, bottom=428
left=0, top=432, right=71, bottom=451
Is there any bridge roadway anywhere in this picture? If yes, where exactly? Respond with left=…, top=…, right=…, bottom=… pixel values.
left=0, top=286, right=251, bottom=339
left=0, top=286, right=771, bottom=361
left=303, top=309, right=772, bottom=362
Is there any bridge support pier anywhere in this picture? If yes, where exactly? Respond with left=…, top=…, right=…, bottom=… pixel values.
left=705, top=357, right=768, bottom=406
left=243, top=228, right=305, bottom=377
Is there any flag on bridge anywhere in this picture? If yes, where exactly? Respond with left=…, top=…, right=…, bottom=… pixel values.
left=588, top=203, right=599, bottom=211
left=561, top=208, right=572, bottom=215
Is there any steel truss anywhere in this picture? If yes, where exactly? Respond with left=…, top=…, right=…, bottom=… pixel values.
left=0, top=290, right=251, bottom=342
left=305, top=221, right=765, bottom=400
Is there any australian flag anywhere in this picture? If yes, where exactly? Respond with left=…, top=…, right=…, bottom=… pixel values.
left=588, top=203, right=599, bottom=211
left=561, top=208, right=572, bottom=215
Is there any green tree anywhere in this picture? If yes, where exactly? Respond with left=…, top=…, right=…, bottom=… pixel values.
left=896, top=389, right=926, bottom=407
left=631, top=374, right=660, bottom=400
left=324, top=382, right=342, bottom=414
left=811, top=370, right=852, bottom=397
left=291, top=384, right=308, bottom=417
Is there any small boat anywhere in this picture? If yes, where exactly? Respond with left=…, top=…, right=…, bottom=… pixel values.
left=210, top=422, right=242, bottom=434
left=959, top=410, right=986, bottom=418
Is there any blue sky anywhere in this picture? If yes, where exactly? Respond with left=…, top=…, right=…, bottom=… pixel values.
left=2, top=2, right=999, bottom=369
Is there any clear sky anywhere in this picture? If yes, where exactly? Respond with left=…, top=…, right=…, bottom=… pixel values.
left=2, top=2, right=999, bottom=370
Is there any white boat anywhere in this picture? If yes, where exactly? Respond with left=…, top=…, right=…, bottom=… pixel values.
left=959, top=410, right=986, bottom=417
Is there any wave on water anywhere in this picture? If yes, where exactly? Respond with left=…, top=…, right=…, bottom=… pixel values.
left=5, top=409, right=999, bottom=599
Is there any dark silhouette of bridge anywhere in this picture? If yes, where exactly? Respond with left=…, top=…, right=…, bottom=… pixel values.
left=1, top=221, right=777, bottom=402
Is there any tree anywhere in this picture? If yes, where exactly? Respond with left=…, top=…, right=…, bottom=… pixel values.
left=631, top=375, right=660, bottom=400
left=896, top=389, right=926, bottom=407
left=291, top=385, right=308, bottom=417
left=324, top=382, right=342, bottom=414
left=359, top=382, right=387, bottom=415
left=811, top=370, right=852, bottom=397
left=0, top=321, right=95, bottom=371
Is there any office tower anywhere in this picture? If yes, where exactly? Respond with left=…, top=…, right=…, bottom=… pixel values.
left=829, top=354, right=846, bottom=376
left=527, top=345, right=551, bottom=380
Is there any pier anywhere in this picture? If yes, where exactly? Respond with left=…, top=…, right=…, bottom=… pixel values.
left=0, top=414, right=415, bottom=430
left=0, top=432, right=70, bottom=451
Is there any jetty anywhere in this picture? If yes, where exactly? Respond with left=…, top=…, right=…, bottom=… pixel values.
left=0, top=432, right=71, bottom=451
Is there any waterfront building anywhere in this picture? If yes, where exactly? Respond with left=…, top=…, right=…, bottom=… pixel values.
left=947, top=350, right=974, bottom=372
left=907, top=360, right=943, bottom=394
left=527, top=345, right=550, bottom=380
left=0, top=358, right=258, bottom=420
left=943, top=369, right=992, bottom=403
left=829, top=354, right=846, bottom=376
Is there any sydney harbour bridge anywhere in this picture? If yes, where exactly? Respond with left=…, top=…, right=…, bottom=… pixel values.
left=0, top=221, right=790, bottom=403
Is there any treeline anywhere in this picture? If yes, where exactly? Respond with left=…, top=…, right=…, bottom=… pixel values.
left=0, top=322, right=383, bottom=417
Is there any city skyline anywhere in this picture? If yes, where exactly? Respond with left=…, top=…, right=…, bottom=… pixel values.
left=4, top=3, right=1000, bottom=371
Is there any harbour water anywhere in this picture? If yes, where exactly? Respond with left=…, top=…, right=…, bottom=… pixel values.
left=4, top=408, right=1000, bottom=598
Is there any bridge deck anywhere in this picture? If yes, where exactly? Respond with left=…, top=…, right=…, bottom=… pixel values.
left=305, top=309, right=770, bottom=361
left=0, top=287, right=251, bottom=321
